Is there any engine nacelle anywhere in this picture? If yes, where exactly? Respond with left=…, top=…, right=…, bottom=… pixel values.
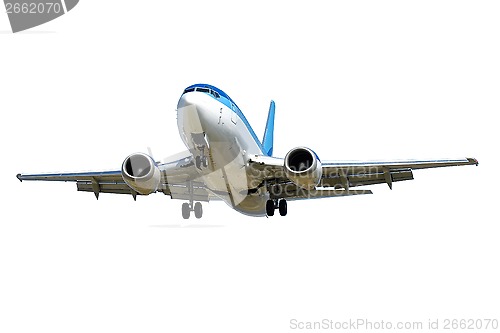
left=284, top=147, right=322, bottom=190
left=121, top=153, right=161, bottom=195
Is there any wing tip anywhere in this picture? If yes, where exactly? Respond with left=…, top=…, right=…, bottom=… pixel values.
left=467, top=157, right=479, bottom=166
left=16, top=173, right=23, bottom=182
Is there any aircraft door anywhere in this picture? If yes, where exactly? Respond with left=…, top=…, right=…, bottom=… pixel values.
left=231, top=103, right=238, bottom=125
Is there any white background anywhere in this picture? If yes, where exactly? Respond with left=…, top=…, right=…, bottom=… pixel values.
left=1, top=1, right=498, bottom=332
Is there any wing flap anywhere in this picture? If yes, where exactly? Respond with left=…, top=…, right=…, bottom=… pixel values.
left=274, top=186, right=372, bottom=201
left=168, top=182, right=211, bottom=202
left=76, top=182, right=136, bottom=195
left=320, top=168, right=414, bottom=188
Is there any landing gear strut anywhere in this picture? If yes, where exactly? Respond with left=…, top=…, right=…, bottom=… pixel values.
left=266, top=198, right=287, bottom=217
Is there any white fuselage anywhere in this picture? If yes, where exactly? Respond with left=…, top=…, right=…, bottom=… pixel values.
left=177, top=91, right=269, bottom=216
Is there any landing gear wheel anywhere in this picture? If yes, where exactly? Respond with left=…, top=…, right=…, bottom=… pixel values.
left=194, top=202, right=203, bottom=219
left=266, top=199, right=275, bottom=216
left=278, top=199, right=287, bottom=216
left=182, top=202, right=190, bottom=219
left=201, top=156, right=208, bottom=168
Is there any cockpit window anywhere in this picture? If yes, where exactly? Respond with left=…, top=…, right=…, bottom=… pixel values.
left=183, top=85, right=221, bottom=99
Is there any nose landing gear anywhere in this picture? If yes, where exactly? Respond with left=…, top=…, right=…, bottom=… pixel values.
left=195, top=155, right=209, bottom=169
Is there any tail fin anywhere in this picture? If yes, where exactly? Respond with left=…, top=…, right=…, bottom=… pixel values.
left=262, top=100, right=275, bottom=156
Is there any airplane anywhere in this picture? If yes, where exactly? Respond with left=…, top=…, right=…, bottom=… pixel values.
left=17, top=83, right=479, bottom=219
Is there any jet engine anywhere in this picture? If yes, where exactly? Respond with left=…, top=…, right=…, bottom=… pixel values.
left=284, top=147, right=322, bottom=190
left=121, top=153, right=161, bottom=195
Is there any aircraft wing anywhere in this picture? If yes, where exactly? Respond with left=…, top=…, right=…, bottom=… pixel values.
left=319, top=158, right=478, bottom=190
left=17, top=169, right=133, bottom=198
left=248, top=155, right=478, bottom=196
left=16, top=151, right=216, bottom=201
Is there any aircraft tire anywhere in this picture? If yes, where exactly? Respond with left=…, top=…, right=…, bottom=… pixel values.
left=266, top=200, right=275, bottom=216
left=194, top=202, right=203, bottom=219
left=279, top=199, right=287, bottom=216
left=182, top=202, right=190, bottom=219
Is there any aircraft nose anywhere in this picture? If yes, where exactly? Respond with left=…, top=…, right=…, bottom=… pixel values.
left=177, top=92, right=197, bottom=109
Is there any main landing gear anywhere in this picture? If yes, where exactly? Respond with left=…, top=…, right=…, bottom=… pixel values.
left=266, top=199, right=287, bottom=217
left=181, top=180, right=203, bottom=219
left=182, top=201, right=203, bottom=219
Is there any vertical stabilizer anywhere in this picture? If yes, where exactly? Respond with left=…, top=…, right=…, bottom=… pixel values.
left=262, top=100, right=275, bottom=156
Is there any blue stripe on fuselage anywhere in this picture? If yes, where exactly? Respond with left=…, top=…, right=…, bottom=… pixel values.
left=183, top=84, right=265, bottom=154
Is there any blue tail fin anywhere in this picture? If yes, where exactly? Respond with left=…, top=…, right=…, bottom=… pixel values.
left=262, top=100, right=275, bottom=156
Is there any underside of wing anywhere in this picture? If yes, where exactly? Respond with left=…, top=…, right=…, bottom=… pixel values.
left=249, top=155, right=478, bottom=194
left=270, top=184, right=372, bottom=201
left=321, top=158, right=478, bottom=190
left=16, top=170, right=132, bottom=199
left=16, top=150, right=215, bottom=201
